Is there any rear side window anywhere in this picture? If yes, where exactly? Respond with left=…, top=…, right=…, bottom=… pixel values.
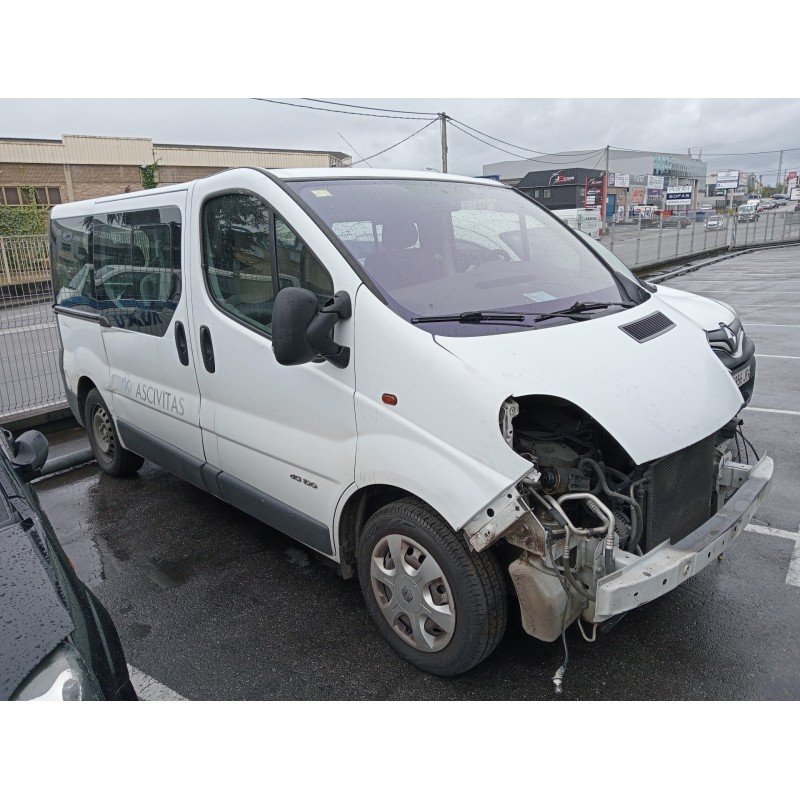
left=92, top=207, right=182, bottom=336
left=51, top=216, right=95, bottom=314
left=51, top=206, right=182, bottom=337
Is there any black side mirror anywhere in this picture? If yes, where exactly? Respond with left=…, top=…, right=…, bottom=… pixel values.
left=272, top=288, right=352, bottom=369
left=11, top=430, right=49, bottom=482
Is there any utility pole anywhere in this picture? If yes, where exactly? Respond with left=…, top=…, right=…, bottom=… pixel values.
left=440, top=112, right=449, bottom=173
left=776, top=150, right=783, bottom=192
left=604, top=144, right=610, bottom=230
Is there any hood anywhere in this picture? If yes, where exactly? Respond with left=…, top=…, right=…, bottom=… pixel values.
left=654, top=285, right=736, bottom=332
left=0, top=518, right=73, bottom=700
left=436, top=295, right=744, bottom=465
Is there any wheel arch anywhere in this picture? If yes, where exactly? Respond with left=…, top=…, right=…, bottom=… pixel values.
left=75, top=376, right=98, bottom=427
left=336, top=484, right=428, bottom=579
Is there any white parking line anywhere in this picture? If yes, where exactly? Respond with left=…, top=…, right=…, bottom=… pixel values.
left=127, top=664, right=188, bottom=701
left=746, top=524, right=800, bottom=587
left=744, top=323, right=800, bottom=328
left=745, top=407, right=800, bottom=416
left=758, top=355, right=800, bottom=360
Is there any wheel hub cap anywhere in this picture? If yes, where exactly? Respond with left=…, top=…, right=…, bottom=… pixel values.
left=369, top=533, right=455, bottom=653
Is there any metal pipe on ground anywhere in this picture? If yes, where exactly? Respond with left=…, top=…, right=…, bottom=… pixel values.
left=39, top=447, right=95, bottom=477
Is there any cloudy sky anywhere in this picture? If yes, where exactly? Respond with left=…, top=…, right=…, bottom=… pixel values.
left=3, top=98, right=799, bottom=185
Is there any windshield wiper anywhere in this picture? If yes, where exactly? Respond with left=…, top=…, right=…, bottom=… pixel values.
left=411, top=311, right=527, bottom=325
left=533, top=301, right=635, bottom=323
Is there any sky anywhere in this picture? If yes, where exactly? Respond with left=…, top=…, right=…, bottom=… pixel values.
left=3, top=97, right=799, bottom=185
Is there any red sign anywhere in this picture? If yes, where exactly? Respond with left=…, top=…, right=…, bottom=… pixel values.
left=549, top=171, right=576, bottom=185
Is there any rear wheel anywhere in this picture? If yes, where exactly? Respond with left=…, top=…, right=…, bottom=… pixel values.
left=85, top=388, right=144, bottom=477
left=357, top=498, right=507, bottom=676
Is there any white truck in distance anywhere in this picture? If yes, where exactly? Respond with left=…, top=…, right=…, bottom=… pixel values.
left=50, top=168, right=773, bottom=677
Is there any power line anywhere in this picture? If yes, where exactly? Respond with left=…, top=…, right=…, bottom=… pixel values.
left=251, top=98, right=434, bottom=121
left=448, top=116, right=601, bottom=158
left=302, top=98, right=437, bottom=118
left=449, top=120, right=605, bottom=165
left=350, top=119, right=439, bottom=165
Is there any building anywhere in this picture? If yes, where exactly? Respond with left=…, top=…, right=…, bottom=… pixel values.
left=485, top=148, right=708, bottom=218
left=0, top=134, right=352, bottom=207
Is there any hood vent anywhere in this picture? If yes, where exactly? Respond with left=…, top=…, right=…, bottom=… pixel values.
left=619, top=311, right=675, bottom=343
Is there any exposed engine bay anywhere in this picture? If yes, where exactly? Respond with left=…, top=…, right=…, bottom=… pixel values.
left=464, top=395, right=766, bottom=653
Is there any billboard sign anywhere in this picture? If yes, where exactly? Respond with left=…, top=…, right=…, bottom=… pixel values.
left=647, top=175, right=665, bottom=189
left=549, top=171, right=576, bottom=185
left=666, top=185, right=692, bottom=206
left=716, top=170, right=740, bottom=189
left=612, top=173, right=630, bottom=187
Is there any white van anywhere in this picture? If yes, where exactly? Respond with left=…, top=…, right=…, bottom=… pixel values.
left=51, top=168, right=772, bottom=676
left=551, top=207, right=601, bottom=239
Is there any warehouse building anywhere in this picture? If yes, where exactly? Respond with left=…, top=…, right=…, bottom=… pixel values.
left=485, top=148, right=707, bottom=218
left=0, top=134, right=352, bottom=206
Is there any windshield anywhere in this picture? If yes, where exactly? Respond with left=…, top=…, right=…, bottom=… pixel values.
left=288, top=178, right=640, bottom=337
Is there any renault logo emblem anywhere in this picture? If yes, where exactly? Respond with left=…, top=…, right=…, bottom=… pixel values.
left=402, top=586, right=414, bottom=603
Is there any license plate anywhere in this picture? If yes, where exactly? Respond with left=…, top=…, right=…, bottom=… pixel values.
left=733, top=365, right=751, bottom=387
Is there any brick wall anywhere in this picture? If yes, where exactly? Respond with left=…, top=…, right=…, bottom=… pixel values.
left=68, top=164, right=143, bottom=200
left=0, top=162, right=68, bottom=202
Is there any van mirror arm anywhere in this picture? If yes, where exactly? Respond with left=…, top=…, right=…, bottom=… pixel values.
left=306, top=291, right=352, bottom=369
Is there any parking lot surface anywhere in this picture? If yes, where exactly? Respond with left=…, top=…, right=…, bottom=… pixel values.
left=33, top=245, right=800, bottom=700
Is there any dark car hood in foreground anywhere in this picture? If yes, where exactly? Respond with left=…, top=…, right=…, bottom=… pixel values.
left=0, top=451, right=75, bottom=701
left=0, top=516, right=74, bottom=700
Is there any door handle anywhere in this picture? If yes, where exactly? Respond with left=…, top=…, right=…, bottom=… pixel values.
left=199, top=326, right=215, bottom=373
left=174, top=321, right=189, bottom=366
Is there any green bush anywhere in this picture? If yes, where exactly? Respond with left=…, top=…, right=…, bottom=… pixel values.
left=0, top=187, right=48, bottom=236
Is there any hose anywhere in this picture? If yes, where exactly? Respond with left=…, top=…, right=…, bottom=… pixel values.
left=581, top=457, right=644, bottom=553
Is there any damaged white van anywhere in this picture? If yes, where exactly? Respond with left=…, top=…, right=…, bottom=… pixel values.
left=51, top=169, right=773, bottom=677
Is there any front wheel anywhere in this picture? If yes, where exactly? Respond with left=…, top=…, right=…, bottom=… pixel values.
left=85, top=388, right=144, bottom=477
left=357, top=498, right=507, bottom=676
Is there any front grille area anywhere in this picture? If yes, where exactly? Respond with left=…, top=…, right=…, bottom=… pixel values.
left=643, top=434, right=717, bottom=551
left=619, top=311, right=675, bottom=343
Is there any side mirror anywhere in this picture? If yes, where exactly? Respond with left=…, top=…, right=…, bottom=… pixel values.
left=11, top=430, right=49, bottom=482
left=272, top=288, right=352, bottom=369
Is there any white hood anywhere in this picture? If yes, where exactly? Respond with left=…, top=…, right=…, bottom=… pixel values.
left=654, top=284, right=736, bottom=332
left=436, top=295, right=744, bottom=465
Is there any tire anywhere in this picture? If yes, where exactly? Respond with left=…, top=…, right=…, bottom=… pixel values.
left=84, top=388, right=144, bottom=477
left=357, top=497, right=507, bottom=676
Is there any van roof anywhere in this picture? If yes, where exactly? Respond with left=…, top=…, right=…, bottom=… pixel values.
left=49, top=168, right=503, bottom=218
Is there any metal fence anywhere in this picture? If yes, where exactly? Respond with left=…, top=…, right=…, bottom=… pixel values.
left=603, top=208, right=800, bottom=268
left=0, top=235, right=64, bottom=421
left=2, top=212, right=800, bottom=421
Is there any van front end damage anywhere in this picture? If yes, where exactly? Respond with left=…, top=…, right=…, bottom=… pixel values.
left=461, top=397, right=774, bottom=645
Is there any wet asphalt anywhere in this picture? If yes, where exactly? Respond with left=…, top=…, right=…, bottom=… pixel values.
left=32, top=246, right=800, bottom=700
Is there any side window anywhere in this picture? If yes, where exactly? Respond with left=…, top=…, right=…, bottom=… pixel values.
left=92, top=207, right=182, bottom=336
left=274, top=215, right=334, bottom=304
left=51, top=215, right=95, bottom=313
left=202, top=193, right=275, bottom=335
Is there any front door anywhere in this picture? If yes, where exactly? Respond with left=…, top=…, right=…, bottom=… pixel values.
left=186, top=170, right=359, bottom=556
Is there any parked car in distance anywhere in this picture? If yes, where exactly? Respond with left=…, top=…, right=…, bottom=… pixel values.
left=0, top=427, right=137, bottom=701
left=758, top=199, right=778, bottom=211
left=705, top=215, right=727, bottom=230
left=660, top=214, right=691, bottom=228
left=737, top=204, right=760, bottom=223
left=771, top=196, right=788, bottom=206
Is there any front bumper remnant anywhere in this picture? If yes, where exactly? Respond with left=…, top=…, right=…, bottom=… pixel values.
left=592, top=455, right=773, bottom=622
